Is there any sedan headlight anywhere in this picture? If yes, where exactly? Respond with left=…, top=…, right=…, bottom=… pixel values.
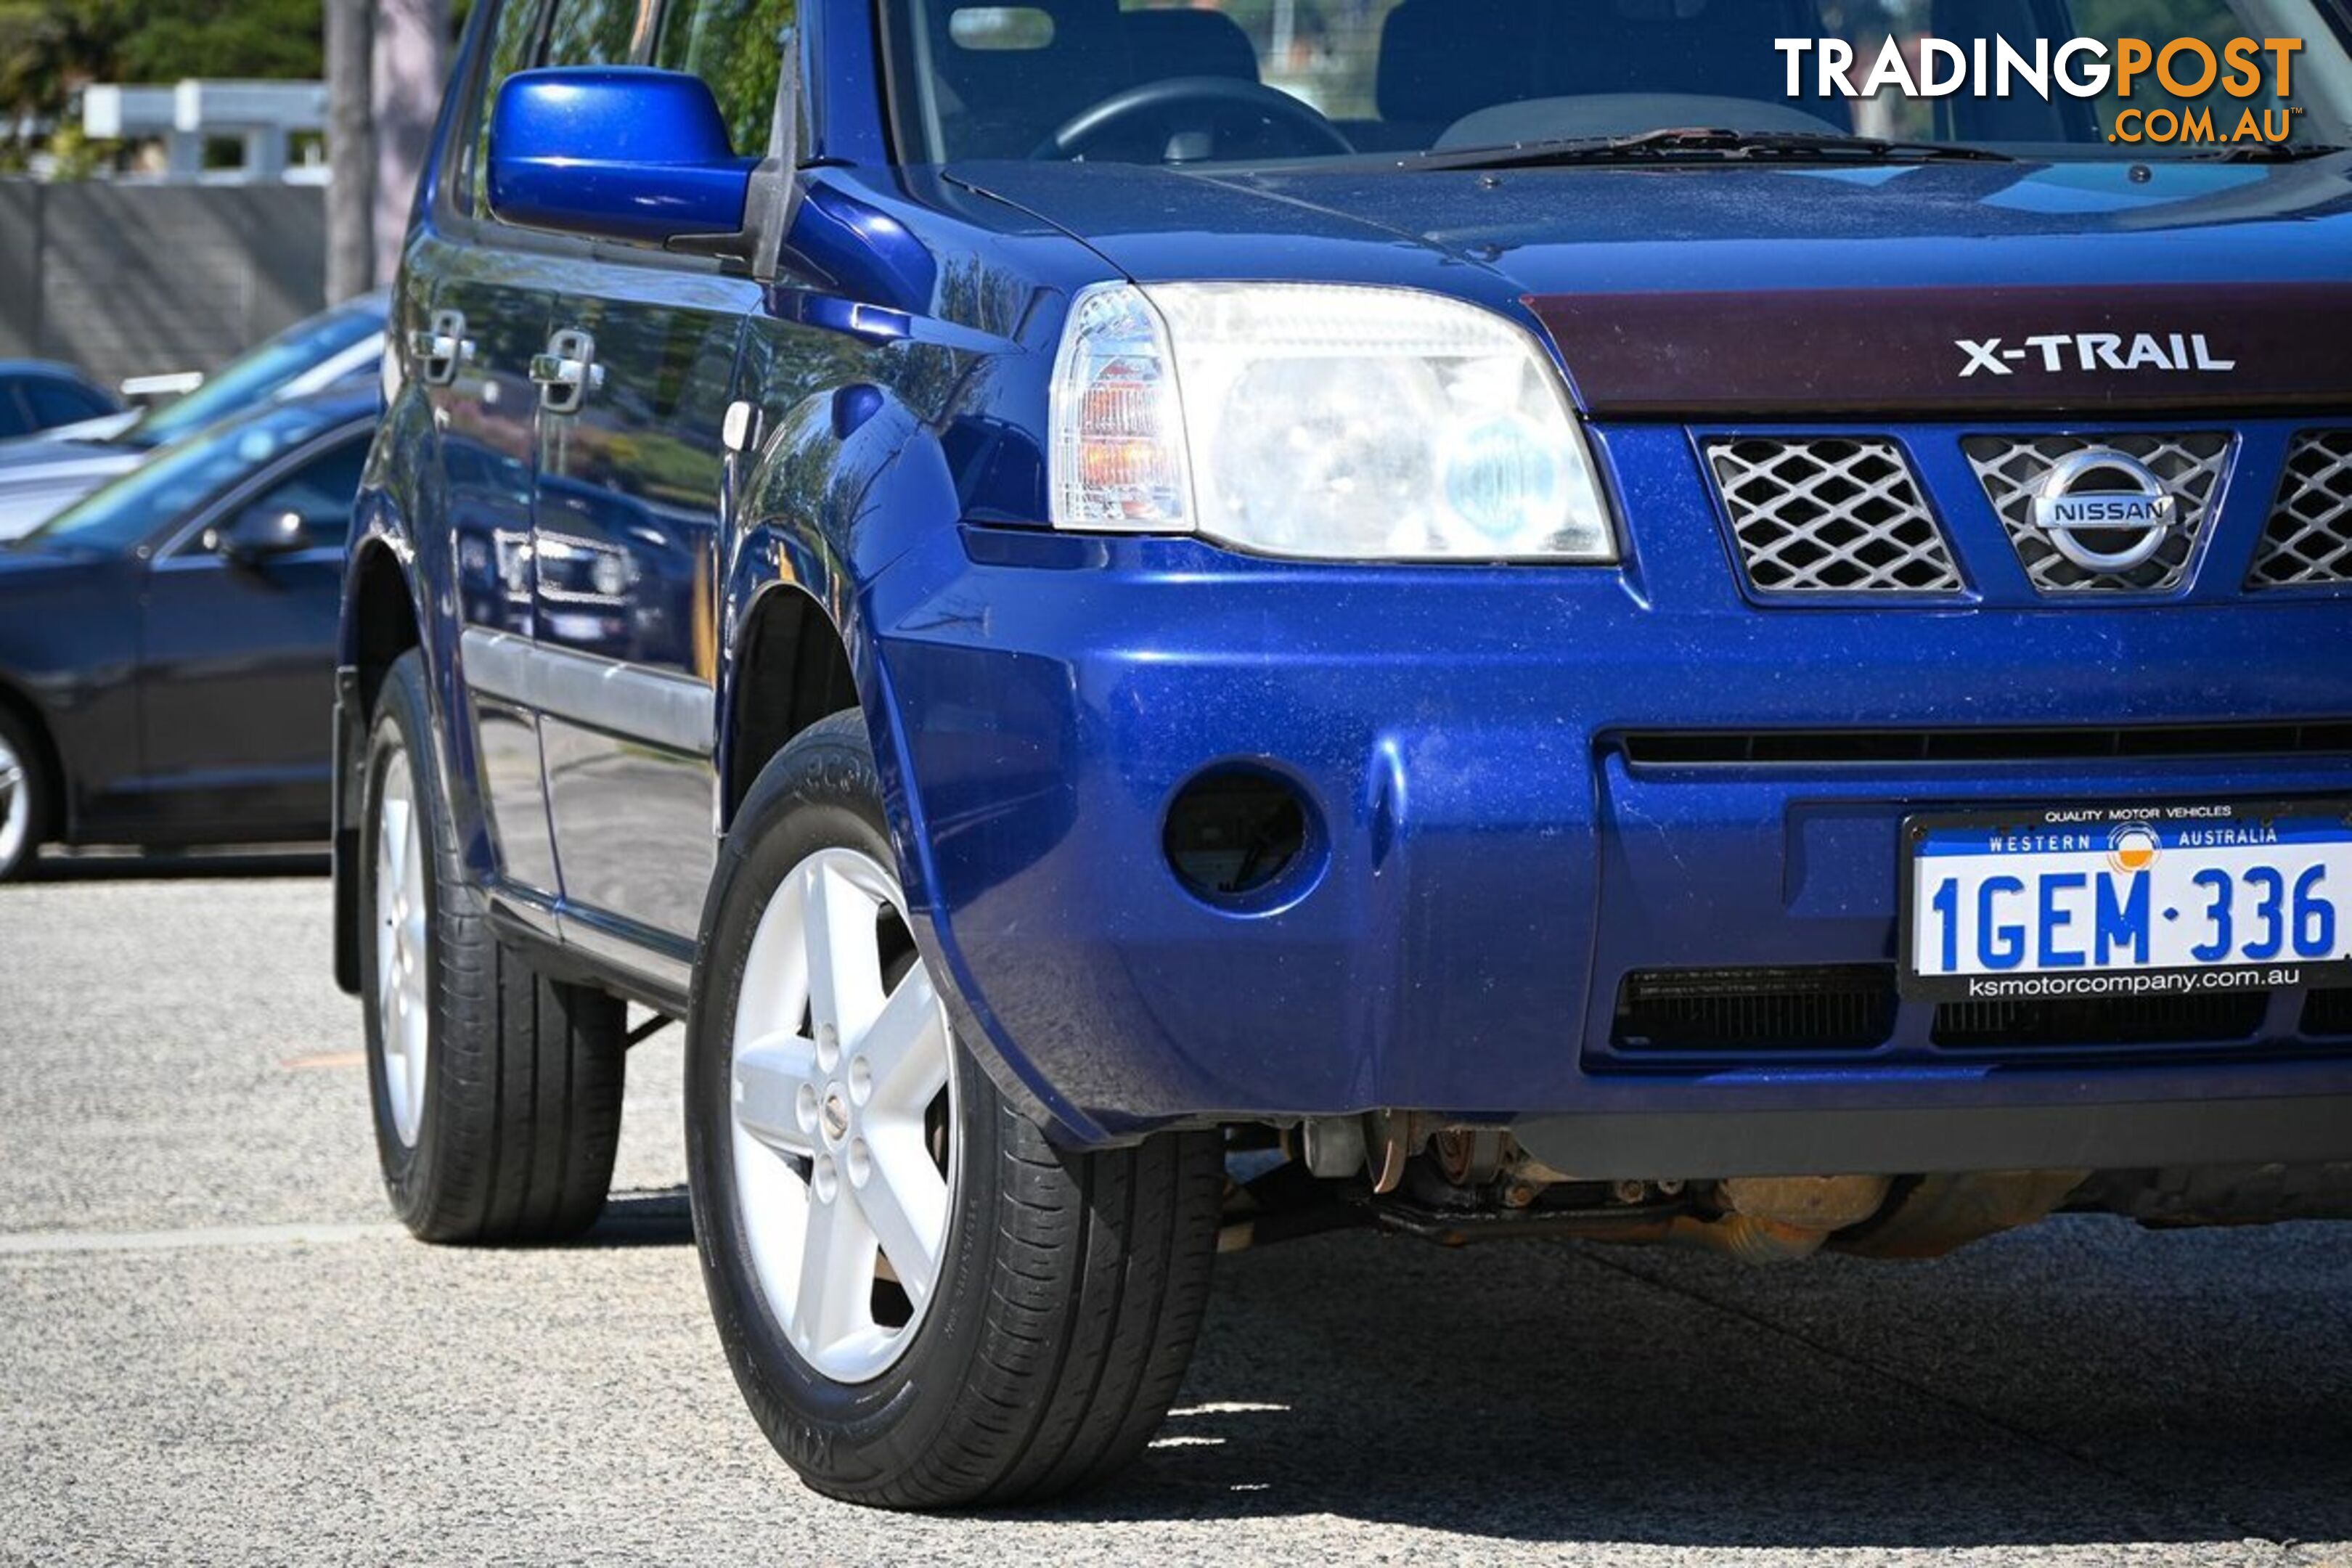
left=1048, top=282, right=1614, bottom=562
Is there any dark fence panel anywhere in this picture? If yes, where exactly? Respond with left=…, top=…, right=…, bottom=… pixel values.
left=0, top=181, right=326, bottom=391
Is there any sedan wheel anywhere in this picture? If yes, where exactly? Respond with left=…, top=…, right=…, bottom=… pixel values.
left=0, top=714, right=46, bottom=883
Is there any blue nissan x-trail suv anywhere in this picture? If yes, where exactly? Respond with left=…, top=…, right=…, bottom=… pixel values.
left=338, top=0, right=2352, bottom=1507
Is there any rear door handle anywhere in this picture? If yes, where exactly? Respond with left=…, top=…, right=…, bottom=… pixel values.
left=409, top=309, right=473, bottom=386
left=531, top=327, right=603, bottom=415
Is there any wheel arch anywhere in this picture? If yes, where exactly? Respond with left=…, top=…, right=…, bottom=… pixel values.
left=716, top=378, right=937, bottom=833
left=334, top=532, right=429, bottom=994
left=719, top=581, right=862, bottom=831
left=0, top=672, right=67, bottom=848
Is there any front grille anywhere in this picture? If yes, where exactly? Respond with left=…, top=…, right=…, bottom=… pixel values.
left=1704, top=438, right=1963, bottom=597
left=1613, top=965, right=1897, bottom=1052
left=1964, top=433, right=2230, bottom=595
left=1618, top=721, right=2352, bottom=769
left=2249, top=432, right=2352, bottom=589
left=1932, top=993, right=2266, bottom=1049
left=2307, top=989, right=2352, bottom=1038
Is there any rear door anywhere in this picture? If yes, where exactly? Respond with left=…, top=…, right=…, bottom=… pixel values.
left=136, top=431, right=369, bottom=838
left=417, top=0, right=636, bottom=902
left=527, top=0, right=786, bottom=944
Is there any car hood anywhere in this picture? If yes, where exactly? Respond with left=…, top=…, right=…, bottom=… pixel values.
left=0, top=437, right=140, bottom=481
left=952, top=155, right=2352, bottom=415
left=0, top=474, right=113, bottom=543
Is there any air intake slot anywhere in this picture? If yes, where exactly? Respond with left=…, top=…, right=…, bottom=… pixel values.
left=1612, top=965, right=1898, bottom=1053
left=1932, top=993, right=2266, bottom=1050
left=1619, top=722, right=2352, bottom=769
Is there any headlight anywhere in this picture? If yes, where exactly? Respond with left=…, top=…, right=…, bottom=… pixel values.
left=1048, top=282, right=1614, bottom=562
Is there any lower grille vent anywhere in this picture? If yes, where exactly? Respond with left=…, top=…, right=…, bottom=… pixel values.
left=1613, top=965, right=1896, bottom=1052
left=1607, top=968, right=2328, bottom=1058
left=1932, top=993, right=2266, bottom=1049
left=2306, top=989, right=2352, bottom=1038
left=1619, top=722, right=2352, bottom=769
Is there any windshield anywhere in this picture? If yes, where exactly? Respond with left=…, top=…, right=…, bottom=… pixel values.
left=121, top=301, right=383, bottom=451
left=887, top=0, right=2352, bottom=166
left=21, top=401, right=348, bottom=555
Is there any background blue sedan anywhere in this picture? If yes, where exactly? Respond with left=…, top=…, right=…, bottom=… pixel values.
left=0, top=387, right=375, bottom=881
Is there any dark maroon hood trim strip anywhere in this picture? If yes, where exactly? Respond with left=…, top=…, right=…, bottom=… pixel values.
left=1527, top=283, right=2352, bottom=419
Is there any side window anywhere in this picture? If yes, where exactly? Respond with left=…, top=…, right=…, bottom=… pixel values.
left=245, top=438, right=371, bottom=551
left=543, top=0, right=642, bottom=67
left=25, top=379, right=109, bottom=428
left=464, top=0, right=550, bottom=216
left=654, top=0, right=795, bottom=155
left=0, top=388, right=30, bottom=440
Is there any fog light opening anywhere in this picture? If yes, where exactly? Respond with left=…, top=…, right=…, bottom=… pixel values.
left=1164, top=766, right=1314, bottom=907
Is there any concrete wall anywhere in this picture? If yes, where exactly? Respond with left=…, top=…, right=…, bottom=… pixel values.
left=0, top=181, right=326, bottom=391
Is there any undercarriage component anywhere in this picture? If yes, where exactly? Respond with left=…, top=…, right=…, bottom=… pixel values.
left=1368, top=1196, right=1693, bottom=1246
left=1642, top=1174, right=1898, bottom=1264
left=1659, top=1210, right=1830, bottom=1264
left=1832, top=1170, right=2088, bottom=1259
left=1299, top=1115, right=1367, bottom=1179
left=1430, top=1127, right=1508, bottom=1186
left=1719, top=1175, right=1891, bottom=1232
left=2071, top=1162, right=2352, bottom=1228
left=1241, top=1114, right=2261, bottom=1264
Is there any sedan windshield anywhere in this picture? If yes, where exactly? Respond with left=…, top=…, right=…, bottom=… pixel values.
left=119, top=301, right=383, bottom=452
left=20, top=401, right=345, bottom=555
left=886, top=0, right=2352, bottom=166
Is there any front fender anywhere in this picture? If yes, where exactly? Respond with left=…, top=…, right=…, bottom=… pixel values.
left=720, top=365, right=1105, bottom=1140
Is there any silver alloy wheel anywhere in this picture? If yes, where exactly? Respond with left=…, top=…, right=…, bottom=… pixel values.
left=375, top=753, right=430, bottom=1148
left=0, top=734, right=27, bottom=871
left=729, top=846, right=959, bottom=1384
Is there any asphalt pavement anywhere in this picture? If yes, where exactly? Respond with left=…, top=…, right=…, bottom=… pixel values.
left=3, top=865, right=2349, bottom=1567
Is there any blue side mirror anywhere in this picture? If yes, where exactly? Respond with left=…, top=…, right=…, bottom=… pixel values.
left=487, top=68, right=756, bottom=248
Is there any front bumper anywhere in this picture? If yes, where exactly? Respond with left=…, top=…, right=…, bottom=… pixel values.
left=867, top=442, right=2352, bottom=1161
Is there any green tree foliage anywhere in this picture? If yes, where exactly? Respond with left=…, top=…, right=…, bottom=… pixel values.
left=0, top=0, right=325, bottom=127
left=0, top=0, right=121, bottom=118
left=113, top=0, right=324, bottom=81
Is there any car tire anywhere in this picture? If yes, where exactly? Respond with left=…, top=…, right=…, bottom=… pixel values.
left=360, top=649, right=627, bottom=1244
left=0, top=704, right=49, bottom=883
left=687, top=710, right=1223, bottom=1508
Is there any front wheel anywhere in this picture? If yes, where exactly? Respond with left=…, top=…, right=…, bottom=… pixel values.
left=687, top=711, right=1223, bottom=1509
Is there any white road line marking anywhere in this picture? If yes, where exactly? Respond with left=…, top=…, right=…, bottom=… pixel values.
left=0, top=1221, right=405, bottom=1257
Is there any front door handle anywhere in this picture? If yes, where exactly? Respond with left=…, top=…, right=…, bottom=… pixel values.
left=409, top=309, right=473, bottom=386
left=531, top=327, right=603, bottom=415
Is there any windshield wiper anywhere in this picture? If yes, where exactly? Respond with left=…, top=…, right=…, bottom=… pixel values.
left=1400, top=126, right=2017, bottom=172
left=2181, top=140, right=2348, bottom=163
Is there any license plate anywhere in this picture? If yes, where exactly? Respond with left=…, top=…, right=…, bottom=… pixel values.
left=1900, top=802, right=2352, bottom=1001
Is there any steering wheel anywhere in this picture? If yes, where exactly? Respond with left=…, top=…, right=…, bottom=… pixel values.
left=1033, top=76, right=1355, bottom=163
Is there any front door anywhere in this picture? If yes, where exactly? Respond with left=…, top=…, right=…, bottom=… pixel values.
left=531, top=268, right=751, bottom=942
left=526, top=0, right=786, bottom=944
